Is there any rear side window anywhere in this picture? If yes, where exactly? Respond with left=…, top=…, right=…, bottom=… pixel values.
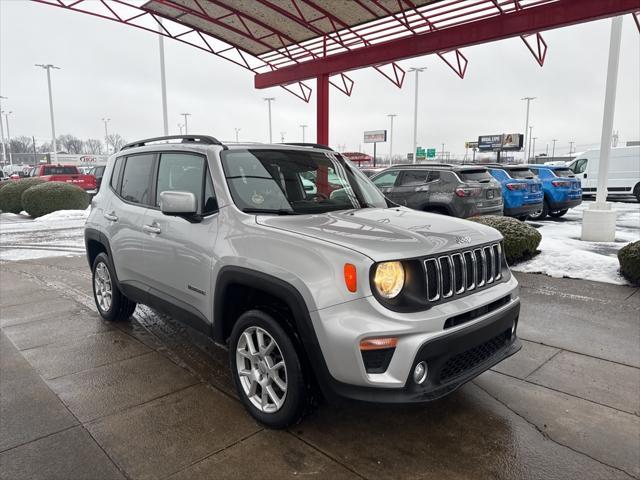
left=552, top=168, right=575, bottom=178
left=508, top=168, right=535, bottom=179
left=458, top=169, right=492, bottom=182
left=110, top=158, right=124, bottom=190
left=399, top=170, right=429, bottom=186
left=42, top=166, right=78, bottom=175
left=120, top=154, right=154, bottom=204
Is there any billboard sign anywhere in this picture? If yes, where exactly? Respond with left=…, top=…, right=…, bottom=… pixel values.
left=465, top=141, right=479, bottom=149
left=364, top=130, right=387, bottom=143
left=478, top=134, right=523, bottom=151
left=501, top=133, right=523, bottom=150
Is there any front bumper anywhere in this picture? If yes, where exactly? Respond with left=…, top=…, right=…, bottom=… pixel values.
left=310, top=275, right=520, bottom=403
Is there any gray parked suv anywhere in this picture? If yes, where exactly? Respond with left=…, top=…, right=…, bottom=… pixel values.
left=85, top=136, right=521, bottom=428
left=371, top=164, right=503, bottom=218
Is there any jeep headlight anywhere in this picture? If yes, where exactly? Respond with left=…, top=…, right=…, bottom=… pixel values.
left=373, top=261, right=405, bottom=299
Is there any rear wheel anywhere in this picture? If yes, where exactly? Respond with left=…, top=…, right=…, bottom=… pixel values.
left=549, top=209, right=568, bottom=218
left=92, top=253, right=136, bottom=321
left=229, top=309, right=308, bottom=429
left=528, top=200, right=548, bottom=220
left=634, top=183, right=640, bottom=202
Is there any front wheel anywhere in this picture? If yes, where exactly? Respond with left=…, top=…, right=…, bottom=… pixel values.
left=549, top=209, right=568, bottom=218
left=229, top=310, right=308, bottom=429
left=528, top=200, right=548, bottom=220
left=92, top=253, right=136, bottom=321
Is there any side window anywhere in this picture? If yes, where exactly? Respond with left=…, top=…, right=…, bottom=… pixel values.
left=398, top=170, right=429, bottom=186
left=156, top=152, right=209, bottom=212
left=120, top=154, right=154, bottom=204
left=573, top=159, right=588, bottom=174
left=373, top=170, right=400, bottom=188
left=529, top=168, right=538, bottom=175
left=110, top=157, right=124, bottom=191
left=428, top=171, right=441, bottom=181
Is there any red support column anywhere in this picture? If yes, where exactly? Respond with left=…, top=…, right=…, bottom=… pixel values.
left=316, top=74, right=329, bottom=146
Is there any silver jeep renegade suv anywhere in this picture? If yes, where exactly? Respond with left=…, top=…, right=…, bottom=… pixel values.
left=85, top=135, right=521, bottom=428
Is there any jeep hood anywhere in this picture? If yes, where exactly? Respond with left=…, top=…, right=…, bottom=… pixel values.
left=255, top=207, right=502, bottom=261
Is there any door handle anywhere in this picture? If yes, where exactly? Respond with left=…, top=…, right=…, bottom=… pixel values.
left=143, top=224, right=161, bottom=235
left=103, top=211, right=118, bottom=222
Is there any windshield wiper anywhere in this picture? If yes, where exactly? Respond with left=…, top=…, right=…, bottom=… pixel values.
left=241, top=208, right=299, bottom=215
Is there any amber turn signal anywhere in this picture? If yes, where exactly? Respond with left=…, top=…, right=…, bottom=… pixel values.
left=344, top=263, right=357, bottom=292
left=359, top=337, right=398, bottom=351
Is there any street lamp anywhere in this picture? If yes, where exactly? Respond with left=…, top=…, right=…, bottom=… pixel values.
left=408, top=67, right=426, bottom=163
left=532, top=137, right=538, bottom=160
left=180, top=113, right=191, bottom=134
left=178, top=123, right=184, bottom=134
left=527, top=125, right=534, bottom=161
left=300, top=124, right=307, bottom=143
left=551, top=138, right=558, bottom=158
left=264, top=97, right=275, bottom=143
left=234, top=128, right=241, bottom=142
left=35, top=63, right=60, bottom=163
left=0, top=96, right=6, bottom=164
left=521, top=96, right=536, bottom=162
left=569, top=141, right=575, bottom=156
left=387, top=114, right=397, bottom=163
left=1, top=110, right=11, bottom=165
left=102, top=117, right=110, bottom=154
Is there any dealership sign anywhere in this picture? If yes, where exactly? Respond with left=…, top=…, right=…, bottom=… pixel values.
left=364, top=130, right=387, bottom=143
left=478, top=134, right=523, bottom=151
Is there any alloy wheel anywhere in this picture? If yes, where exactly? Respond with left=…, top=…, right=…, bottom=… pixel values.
left=94, top=262, right=113, bottom=312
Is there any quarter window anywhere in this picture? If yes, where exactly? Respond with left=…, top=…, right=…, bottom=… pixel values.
left=120, top=154, right=154, bottom=204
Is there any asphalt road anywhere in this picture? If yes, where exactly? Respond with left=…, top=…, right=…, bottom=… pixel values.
left=1, top=255, right=639, bottom=480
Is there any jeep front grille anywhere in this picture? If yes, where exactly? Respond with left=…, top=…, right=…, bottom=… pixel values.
left=424, top=243, right=502, bottom=302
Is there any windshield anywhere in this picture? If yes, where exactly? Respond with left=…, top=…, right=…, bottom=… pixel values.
left=221, top=149, right=387, bottom=214
left=508, top=168, right=535, bottom=179
left=552, top=168, right=575, bottom=178
left=458, top=169, right=493, bottom=182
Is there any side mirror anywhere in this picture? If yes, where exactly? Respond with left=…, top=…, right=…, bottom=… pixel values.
left=159, top=191, right=200, bottom=222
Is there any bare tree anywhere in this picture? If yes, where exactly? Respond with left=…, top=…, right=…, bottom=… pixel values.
left=9, top=136, right=35, bottom=154
left=83, top=138, right=104, bottom=155
left=106, top=133, right=127, bottom=152
left=57, top=134, right=84, bottom=154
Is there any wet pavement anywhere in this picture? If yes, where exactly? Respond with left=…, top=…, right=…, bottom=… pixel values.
left=1, top=255, right=639, bottom=480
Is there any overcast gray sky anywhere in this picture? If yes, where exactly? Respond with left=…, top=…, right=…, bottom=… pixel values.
left=1, top=0, right=639, bottom=158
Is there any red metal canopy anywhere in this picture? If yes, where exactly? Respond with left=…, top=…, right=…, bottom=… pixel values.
left=34, top=0, right=640, bottom=145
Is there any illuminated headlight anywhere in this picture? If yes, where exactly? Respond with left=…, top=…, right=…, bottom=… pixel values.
left=373, top=261, right=405, bottom=299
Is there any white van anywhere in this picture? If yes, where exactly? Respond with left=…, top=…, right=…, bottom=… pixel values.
left=568, top=146, right=640, bottom=201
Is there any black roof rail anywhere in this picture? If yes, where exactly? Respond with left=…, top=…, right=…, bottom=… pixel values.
left=279, top=142, right=334, bottom=151
left=120, top=135, right=224, bottom=151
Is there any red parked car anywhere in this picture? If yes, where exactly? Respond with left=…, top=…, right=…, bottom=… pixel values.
left=28, top=164, right=97, bottom=192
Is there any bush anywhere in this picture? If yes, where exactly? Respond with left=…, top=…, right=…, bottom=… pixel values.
left=0, top=178, right=46, bottom=214
left=21, top=182, right=89, bottom=218
left=618, top=241, right=640, bottom=285
left=469, top=215, right=542, bottom=263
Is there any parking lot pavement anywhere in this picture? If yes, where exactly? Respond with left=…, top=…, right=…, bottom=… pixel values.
left=1, top=255, right=639, bottom=480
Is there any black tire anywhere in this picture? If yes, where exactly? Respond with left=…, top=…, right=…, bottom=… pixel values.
left=92, top=252, right=136, bottom=321
left=515, top=215, right=529, bottom=221
left=549, top=209, right=568, bottom=218
left=528, top=200, right=548, bottom=220
left=634, top=183, right=640, bottom=202
left=229, top=309, right=307, bottom=429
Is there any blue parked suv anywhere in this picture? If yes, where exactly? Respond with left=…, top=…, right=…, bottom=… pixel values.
left=487, top=165, right=543, bottom=219
left=526, top=164, right=582, bottom=219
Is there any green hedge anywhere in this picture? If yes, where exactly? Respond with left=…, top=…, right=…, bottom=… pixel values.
left=0, top=178, right=46, bottom=214
left=21, top=182, right=89, bottom=218
left=618, top=241, right=640, bottom=285
left=469, top=215, right=542, bottom=263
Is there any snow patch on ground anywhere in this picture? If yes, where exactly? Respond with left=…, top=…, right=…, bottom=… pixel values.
left=512, top=201, right=639, bottom=285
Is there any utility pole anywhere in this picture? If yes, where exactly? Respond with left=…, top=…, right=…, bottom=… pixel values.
left=2, top=111, right=12, bottom=165
left=35, top=64, right=60, bottom=163
left=568, top=141, right=575, bottom=156
left=300, top=124, right=307, bottom=143
left=280, top=131, right=286, bottom=143
left=178, top=124, right=184, bottom=134
left=264, top=97, right=275, bottom=143
left=521, top=96, right=536, bottom=162
left=408, top=67, right=426, bottom=163
left=234, top=128, right=241, bottom=142
left=551, top=138, right=558, bottom=158
left=532, top=137, right=538, bottom=161
left=387, top=114, right=397, bottom=162
left=612, top=130, right=619, bottom=147
left=0, top=96, right=6, bottom=165
left=180, top=113, right=191, bottom=134
left=158, top=21, right=169, bottom=135
left=102, top=117, right=110, bottom=154
left=527, top=125, right=534, bottom=161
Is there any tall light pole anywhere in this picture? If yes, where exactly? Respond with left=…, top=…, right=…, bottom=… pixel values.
left=387, top=114, right=397, bottom=162
left=102, top=117, right=110, bottom=154
left=521, top=96, right=536, bottom=162
left=234, top=128, right=241, bottom=142
left=551, top=138, right=558, bottom=158
left=2, top=110, right=12, bottom=165
left=408, top=67, right=426, bottom=163
left=532, top=137, right=538, bottom=161
left=568, top=141, right=575, bottom=156
left=35, top=64, right=60, bottom=163
left=527, top=125, right=534, bottom=161
left=300, top=124, right=307, bottom=142
left=158, top=22, right=169, bottom=135
left=178, top=123, right=184, bottom=134
left=0, top=96, right=6, bottom=164
left=264, top=97, right=275, bottom=143
left=180, top=113, right=191, bottom=134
